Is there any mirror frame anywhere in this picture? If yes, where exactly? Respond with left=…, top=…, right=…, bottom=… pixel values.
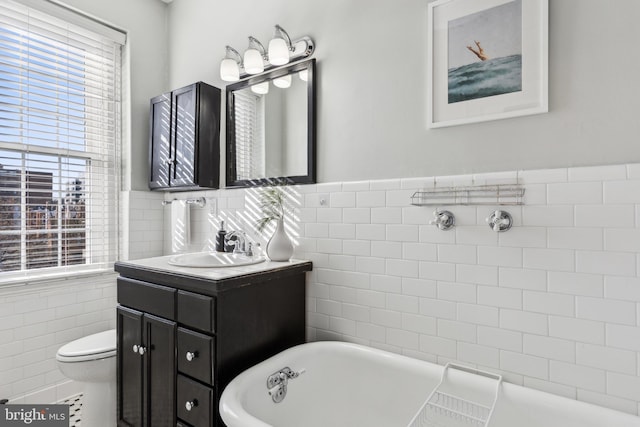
left=225, top=58, right=316, bottom=187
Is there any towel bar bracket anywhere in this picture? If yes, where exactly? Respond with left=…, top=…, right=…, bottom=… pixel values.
left=162, top=197, right=206, bottom=208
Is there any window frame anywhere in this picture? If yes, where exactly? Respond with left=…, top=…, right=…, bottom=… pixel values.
left=0, top=0, right=125, bottom=285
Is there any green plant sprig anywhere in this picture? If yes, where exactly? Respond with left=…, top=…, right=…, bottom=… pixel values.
left=255, top=187, right=289, bottom=233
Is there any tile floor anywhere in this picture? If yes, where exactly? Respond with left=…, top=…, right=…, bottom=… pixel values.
left=62, top=393, right=82, bottom=427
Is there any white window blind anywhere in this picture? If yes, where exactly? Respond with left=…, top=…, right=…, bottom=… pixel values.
left=234, top=90, right=265, bottom=181
left=0, top=0, right=123, bottom=281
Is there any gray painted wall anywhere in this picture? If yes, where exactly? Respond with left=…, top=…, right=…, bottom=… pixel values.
left=61, top=0, right=169, bottom=191
left=168, top=0, right=640, bottom=184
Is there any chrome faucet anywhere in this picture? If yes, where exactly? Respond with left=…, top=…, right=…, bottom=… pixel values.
left=225, top=230, right=253, bottom=256
left=266, top=367, right=306, bottom=403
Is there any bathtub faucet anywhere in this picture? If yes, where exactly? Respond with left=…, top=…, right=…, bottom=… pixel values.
left=266, top=366, right=306, bottom=403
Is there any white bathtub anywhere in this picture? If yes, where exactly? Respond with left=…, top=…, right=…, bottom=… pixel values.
left=219, top=341, right=640, bottom=427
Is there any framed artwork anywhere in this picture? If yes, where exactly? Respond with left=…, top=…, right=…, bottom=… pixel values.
left=427, top=0, right=548, bottom=128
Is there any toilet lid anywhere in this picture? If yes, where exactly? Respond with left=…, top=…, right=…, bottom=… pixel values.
left=57, top=329, right=116, bottom=360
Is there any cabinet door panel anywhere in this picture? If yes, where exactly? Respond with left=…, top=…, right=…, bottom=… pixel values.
left=149, top=93, right=172, bottom=189
left=117, top=307, right=143, bottom=427
left=172, top=84, right=197, bottom=187
left=144, top=314, right=177, bottom=427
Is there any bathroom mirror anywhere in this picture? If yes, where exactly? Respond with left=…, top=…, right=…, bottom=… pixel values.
left=225, top=58, right=316, bottom=187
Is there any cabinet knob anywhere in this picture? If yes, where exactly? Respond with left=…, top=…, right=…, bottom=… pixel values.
left=166, top=158, right=175, bottom=165
left=185, top=351, right=198, bottom=362
left=132, top=344, right=139, bottom=353
left=138, top=346, right=147, bottom=355
left=185, top=399, right=198, bottom=411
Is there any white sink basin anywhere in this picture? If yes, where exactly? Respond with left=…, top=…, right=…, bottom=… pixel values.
left=167, top=252, right=266, bottom=268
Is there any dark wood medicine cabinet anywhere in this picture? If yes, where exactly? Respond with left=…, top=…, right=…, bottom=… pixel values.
left=149, top=81, right=221, bottom=191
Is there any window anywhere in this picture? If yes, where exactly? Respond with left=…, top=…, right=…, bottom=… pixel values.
left=0, top=0, right=124, bottom=279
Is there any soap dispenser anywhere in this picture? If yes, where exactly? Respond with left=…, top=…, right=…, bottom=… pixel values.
left=216, top=220, right=227, bottom=252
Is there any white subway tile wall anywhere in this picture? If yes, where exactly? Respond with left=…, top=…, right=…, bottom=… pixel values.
left=0, top=275, right=116, bottom=402
left=158, top=163, right=640, bottom=415
left=127, top=191, right=165, bottom=260
left=7, top=163, right=640, bottom=411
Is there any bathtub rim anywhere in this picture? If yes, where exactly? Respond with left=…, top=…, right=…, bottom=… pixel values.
left=220, top=340, right=437, bottom=427
left=219, top=340, right=640, bottom=427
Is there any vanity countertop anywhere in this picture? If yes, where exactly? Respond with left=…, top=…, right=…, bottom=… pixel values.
left=115, top=254, right=312, bottom=296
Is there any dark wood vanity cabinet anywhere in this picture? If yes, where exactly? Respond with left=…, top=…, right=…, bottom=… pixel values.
left=149, top=82, right=221, bottom=191
left=117, top=279, right=177, bottom=427
left=115, top=260, right=311, bottom=427
left=117, top=304, right=176, bottom=427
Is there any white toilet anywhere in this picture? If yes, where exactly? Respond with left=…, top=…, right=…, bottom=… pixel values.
left=56, top=329, right=117, bottom=426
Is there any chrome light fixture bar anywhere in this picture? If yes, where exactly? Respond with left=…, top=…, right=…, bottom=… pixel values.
left=220, top=25, right=314, bottom=82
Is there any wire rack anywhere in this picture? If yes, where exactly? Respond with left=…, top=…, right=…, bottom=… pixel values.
left=407, top=363, right=502, bottom=427
left=410, top=185, right=525, bottom=206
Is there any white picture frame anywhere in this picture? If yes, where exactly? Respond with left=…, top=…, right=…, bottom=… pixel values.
left=427, top=0, right=548, bottom=128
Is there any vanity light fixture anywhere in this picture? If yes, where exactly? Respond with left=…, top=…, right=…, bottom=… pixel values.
left=219, top=25, right=315, bottom=82
left=220, top=46, right=242, bottom=82
left=244, top=36, right=266, bottom=74
left=268, top=25, right=293, bottom=65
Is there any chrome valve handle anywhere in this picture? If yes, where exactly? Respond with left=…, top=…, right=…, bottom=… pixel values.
left=185, top=400, right=198, bottom=411
left=429, top=210, right=455, bottom=231
left=186, top=351, right=198, bottom=362
left=266, top=367, right=306, bottom=403
left=486, top=210, right=513, bottom=232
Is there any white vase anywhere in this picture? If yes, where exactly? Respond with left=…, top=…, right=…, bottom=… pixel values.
left=266, top=218, right=293, bottom=261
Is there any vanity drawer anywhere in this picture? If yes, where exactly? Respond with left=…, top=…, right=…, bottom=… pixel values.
left=177, top=327, right=215, bottom=385
left=177, top=375, right=214, bottom=427
left=117, top=277, right=176, bottom=320
left=177, top=290, right=216, bottom=333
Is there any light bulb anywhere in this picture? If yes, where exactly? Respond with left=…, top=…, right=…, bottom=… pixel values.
left=268, top=37, right=289, bottom=66
left=273, top=75, right=292, bottom=89
left=298, top=69, right=308, bottom=82
left=243, top=49, right=264, bottom=74
left=251, top=82, right=269, bottom=95
left=220, top=58, right=240, bottom=82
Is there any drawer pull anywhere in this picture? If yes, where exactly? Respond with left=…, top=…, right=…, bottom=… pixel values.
left=185, top=351, right=198, bottom=362
left=185, top=399, right=198, bottom=411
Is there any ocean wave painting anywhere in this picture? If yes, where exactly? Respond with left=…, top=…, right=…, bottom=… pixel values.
left=448, top=54, right=522, bottom=104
